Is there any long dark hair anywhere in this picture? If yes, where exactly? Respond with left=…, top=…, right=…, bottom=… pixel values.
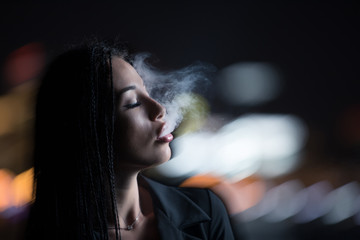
left=26, top=39, right=130, bottom=240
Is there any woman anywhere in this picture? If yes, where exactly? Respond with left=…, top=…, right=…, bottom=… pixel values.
left=25, top=38, right=234, bottom=240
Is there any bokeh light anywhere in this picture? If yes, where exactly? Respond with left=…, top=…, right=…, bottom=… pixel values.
left=215, top=62, right=282, bottom=106
left=151, top=113, right=308, bottom=182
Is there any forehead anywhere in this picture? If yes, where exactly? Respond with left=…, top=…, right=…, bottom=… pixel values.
left=112, top=57, right=143, bottom=90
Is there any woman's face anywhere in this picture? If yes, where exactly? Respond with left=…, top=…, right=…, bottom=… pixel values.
left=112, top=57, right=172, bottom=170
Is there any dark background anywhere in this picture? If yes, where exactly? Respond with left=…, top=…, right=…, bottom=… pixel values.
left=0, top=2, right=360, bottom=240
left=1, top=1, right=359, bottom=143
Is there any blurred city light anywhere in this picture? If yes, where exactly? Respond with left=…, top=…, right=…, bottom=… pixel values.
left=2, top=42, right=45, bottom=88
left=0, top=169, right=14, bottom=212
left=293, top=181, right=333, bottom=223
left=0, top=168, right=33, bottom=216
left=322, top=182, right=360, bottom=225
left=215, top=62, right=283, bottom=106
left=153, top=113, right=308, bottom=181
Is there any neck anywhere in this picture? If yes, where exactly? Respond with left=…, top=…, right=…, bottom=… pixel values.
left=108, top=169, right=142, bottom=227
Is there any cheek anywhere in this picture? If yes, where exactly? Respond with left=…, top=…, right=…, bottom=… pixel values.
left=126, top=115, right=149, bottom=140
left=115, top=114, right=150, bottom=149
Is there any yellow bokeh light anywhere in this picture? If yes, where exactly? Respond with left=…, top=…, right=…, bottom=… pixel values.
left=0, top=169, right=15, bottom=211
left=12, top=168, right=34, bottom=207
left=0, top=168, right=33, bottom=211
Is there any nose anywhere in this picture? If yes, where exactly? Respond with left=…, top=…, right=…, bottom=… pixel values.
left=149, top=98, right=166, bottom=121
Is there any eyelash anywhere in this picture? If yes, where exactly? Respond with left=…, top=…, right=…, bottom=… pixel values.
left=123, top=102, right=141, bottom=109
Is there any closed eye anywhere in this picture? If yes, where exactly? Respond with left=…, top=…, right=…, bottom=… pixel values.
left=123, top=102, right=141, bottom=110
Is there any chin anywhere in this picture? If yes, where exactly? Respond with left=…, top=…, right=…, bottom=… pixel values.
left=163, top=147, right=172, bottom=162
left=154, top=154, right=171, bottom=167
left=153, top=148, right=172, bottom=167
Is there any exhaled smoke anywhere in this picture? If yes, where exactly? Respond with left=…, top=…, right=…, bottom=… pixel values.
left=132, top=53, right=215, bottom=137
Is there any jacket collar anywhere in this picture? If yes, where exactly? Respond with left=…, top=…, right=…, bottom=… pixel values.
left=140, top=175, right=210, bottom=239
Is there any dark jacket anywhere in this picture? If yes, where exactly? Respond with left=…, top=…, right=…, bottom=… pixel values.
left=139, top=176, right=235, bottom=240
left=26, top=174, right=235, bottom=240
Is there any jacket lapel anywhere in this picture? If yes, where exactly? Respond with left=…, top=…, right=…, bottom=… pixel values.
left=141, top=176, right=211, bottom=240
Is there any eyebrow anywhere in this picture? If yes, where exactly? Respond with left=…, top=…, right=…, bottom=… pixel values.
left=118, top=85, right=136, bottom=95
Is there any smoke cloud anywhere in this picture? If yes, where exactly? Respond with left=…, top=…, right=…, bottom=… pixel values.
left=132, top=53, right=215, bottom=136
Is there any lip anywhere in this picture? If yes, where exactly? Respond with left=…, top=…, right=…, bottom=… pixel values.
left=156, top=133, right=174, bottom=143
left=156, top=123, right=173, bottom=143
